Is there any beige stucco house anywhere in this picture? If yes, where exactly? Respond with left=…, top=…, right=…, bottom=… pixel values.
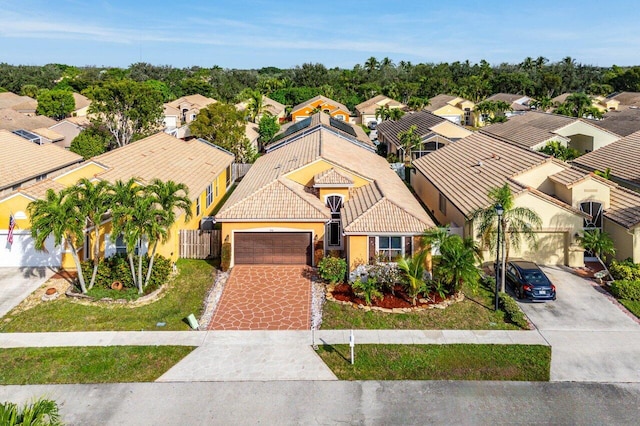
left=354, top=95, right=405, bottom=126
left=235, top=95, right=286, bottom=123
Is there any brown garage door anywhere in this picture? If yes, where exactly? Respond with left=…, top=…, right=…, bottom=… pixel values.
left=234, top=232, right=312, bottom=265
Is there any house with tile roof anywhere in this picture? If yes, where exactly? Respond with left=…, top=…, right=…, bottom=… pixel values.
left=552, top=93, right=620, bottom=113
left=411, top=132, right=640, bottom=266
left=0, top=92, right=37, bottom=114
left=608, top=92, right=640, bottom=108
left=0, top=108, right=56, bottom=131
left=587, top=107, right=640, bottom=137
left=216, top=112, right=435, bottom=270
left=354, top=95, right=406, bottom=126
left=425, top=94, right=477, bottom=126
left=71, top=92, right=92, bottom=117
left=485, top=93, right=533, bottom=117
left=290, top=95, right=351, bottom=123
left=47, top=118, right=87, bottom=149
left=572, top=130, right=640, bottom=192
left=235, top=95, right=286, bottom=123
left=0, top=132, right=234, bottom=268
left=377, top=110, right=472, bottom=161
left=481, top=111, right=620, bottom=154
left=164, top=94, right=218, bottom=125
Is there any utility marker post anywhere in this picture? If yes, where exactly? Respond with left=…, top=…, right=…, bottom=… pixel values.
left=349, top=329, right=355, bottom=365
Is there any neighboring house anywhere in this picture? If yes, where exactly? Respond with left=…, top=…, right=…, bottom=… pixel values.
left=608, top=92, right=640, bottom=108
left=216, top=112, right=434, bottom=271
left=244, top=122, right=259, bottom=150
left=354, top=95, right=406, bottom=126
left=290, top=95, right=350, bottom=122
left=587, top=107, right=640, bottom=137
left=377, top=110, right=472, bottom=161
left=485, top=93, right=533, bottom=117
left=572, top=130, right=640, bottom=192
left=0, top=108, right=56, bottom=131
left=0, top=129, right=83, bottom=198
left=481, top=111, right=620, bottom=154
left=71, top=93, right=91, bottom=117
left=48, top=118, right=87, bottom=149
left=31, top=128, right=65, bottom=146
left=425, top=94, right=476, bottom=126
left=411, top=132, right=640, bottom=266
left=0, top=132, right=235, bottom=268
left=164, top=94, right=218, bottom=125
left=551, top=93, right=620, bottom=113
left=235, top=95, right=287, bottom=123
left=0, top=92, right=37, bottom=115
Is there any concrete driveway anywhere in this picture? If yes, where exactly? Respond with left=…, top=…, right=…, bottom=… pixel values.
left=517, top=265, right=640, bottom=382
left=0, top=267, right=56, bottom=318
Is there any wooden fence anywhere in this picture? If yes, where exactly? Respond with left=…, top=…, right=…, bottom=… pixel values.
left=179, top=229, right=221, bottom=259
left=233, top=163, right=252, bottom=181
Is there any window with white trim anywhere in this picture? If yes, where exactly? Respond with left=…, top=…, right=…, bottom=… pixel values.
left=439, top=193, right=447, bottom=215
left=196, top=197, right=201, bottom=216
left=206, top=184, right=213, bottom=207
left=325, top=195, right=343, bottom=248
left=377, top=236, right=403, bottom=261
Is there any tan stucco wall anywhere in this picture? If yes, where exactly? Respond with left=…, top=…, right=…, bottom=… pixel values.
left=604, top=219, right=640, bottom=263
left=411, top=169, right=466, bottom=228
left=556, top=121, right=619, bottom=152
left=513, top=161, right=565, bottom=193
left=432, top=105, right=464, bottom=121
left=570, top=178, right=611, bottom=209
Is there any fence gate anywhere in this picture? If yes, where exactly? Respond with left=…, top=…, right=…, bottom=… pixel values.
left=179, top=230, right=221, bottom=259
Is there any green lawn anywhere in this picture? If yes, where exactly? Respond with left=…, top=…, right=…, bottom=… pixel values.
left=322, top=283, right=522, bottom=330
left=0, top=346, right=194, bottom=384
left=317, top=344, right=550, bottom=381
left=619, top=299, right=640, bottom=319
left=0, top=259, right=216, bottom=332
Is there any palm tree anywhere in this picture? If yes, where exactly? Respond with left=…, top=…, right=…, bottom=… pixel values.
left=0, top=397, right=63, bottom=425
left=388, top=108, right=405, bottom=121
left=555, top=93, right=592, bottom=118
left=471, top=183, right=542, bottom=292
left=375, top=104, right=391, bottom=121
left=437, top=234, right=481, bottom=294
left=245, top=90, right=266, bottom=123
left=109, top=178, right=143, bottom=289
left=364, top=57, right=379, bottom=73
left=68, top=178, right=111, bottom=290
left=531, top=96, right=554, bottom=112
left=578, top=229, right=615, bottom=261
left=397, top=125, right=420, bottom=164
left=28, top=188, right=88, bottom=293
left=397, top=249, right=429, bottom=305
left=143, top=179, right=192, bottom=288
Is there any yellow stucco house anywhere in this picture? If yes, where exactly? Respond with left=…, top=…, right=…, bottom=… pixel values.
left=0, top=132, right=234, bottom=268
left=290, top=95, right=351, bottom=123
left=425, top=94, right=477, bottom=127
left=216, top=113, right=435, bottom=271
left=411, top=132, right=640, bottom=267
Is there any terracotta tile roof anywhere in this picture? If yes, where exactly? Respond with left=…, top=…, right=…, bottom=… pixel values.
left=425, top=94, right=460, bottom=111
left=245, top=122, right=259, bottom=142
left=166, top=94, right=217, bottom=110
left=548, top=168, right=591, bottom=187
left=587, top=108, right=640, bottom=136
left=72, top=93, right=91, bottom=110
left=0, top=129, right=83, bottom=190
left=19, top=179, right=67, bottom=199
left=481, top=111, right=578, bottom=148
left=0, top=92, right=37, bottom=111
left=355, top=95, right=405, bottom=115
left=314, top=168, right=354, bottom=186
left=93, top=132, right=234, bottom=202
left=552, top=93, right=572, bottom=104
left=64, top=116, right=91, bottom=126
left=607, top=185, right=640, bottom=228
left=412, top=132, right=549, bottom=216
left=291, top=95, right=350, bottom=115
left=572, top=130, right=640, bottom=187
left=0, top=108, right=56, bottom=131
left=610, top=92, right=640, bottom=107
left=377, top=110, right=455, bottom=148
left=32, top=127, right=64, bottom=142
left=163, top=104, right=180, bottom=117
left=235, top=95, right=286, bottom=117
left=217, top=124, right=434, bottom=233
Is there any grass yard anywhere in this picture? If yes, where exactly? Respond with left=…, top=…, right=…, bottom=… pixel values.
left=0, top=259, right=216, bottom=332
left=619, top=299, right=640, bottom=319
left=317, top=344, right=551, bottom=381
left=0, top=346, right=195, bottom=384
left=322, top=283, right=522, bottom=330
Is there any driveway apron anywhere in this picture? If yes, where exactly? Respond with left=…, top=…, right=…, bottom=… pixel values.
left=208, top=265, right=312, bottom=330
left=0, top=267, right=56, bottom=318
left=517, top=265, right=640, bottom=382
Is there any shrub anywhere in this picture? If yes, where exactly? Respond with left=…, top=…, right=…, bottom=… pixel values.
left=610, top=280, right=640, bottom=301
left=221, top=242, right=231, bottom=272
left=352, top=277, right=383, bottom=306
left=609, top=259, right=640, bottom=281
left=318, top=256, right=347, bottom=284
left=367, top=262, right=402, bottom=294
left=499, top=293, right=529, bottom=329
left=78, top=254, right=171, bottom=293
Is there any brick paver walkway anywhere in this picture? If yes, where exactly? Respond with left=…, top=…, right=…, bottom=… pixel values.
left=208, top=265, right=312, bottom=330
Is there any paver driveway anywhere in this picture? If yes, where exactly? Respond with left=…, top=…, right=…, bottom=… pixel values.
left=208, top=265, right=312, bottom=330
left=517, top=265, right=640, bottom=382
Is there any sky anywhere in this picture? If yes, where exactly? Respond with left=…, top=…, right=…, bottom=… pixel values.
left=1, top=0, right=639, bottom=69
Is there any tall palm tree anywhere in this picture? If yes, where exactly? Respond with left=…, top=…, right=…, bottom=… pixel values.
left=143, top=179, right=192, bottom=288
left=471, top=183, right=542, bottom=292
left=437, top=234, right=481, bottom=294
left=364, top=57, right=379, bottom=73
left=68, top=178, right=111, bottom=290
left=28, top=188, right=88, bottom=293
left=397, top=249, right=429, bottom=305
left=388, top=108, right=405, bottom=121
left=245, top=90, right=266, bottom=123
left=397, top=125, right=420, bottom=164
left=578, top=229, right=615, bottom=261
left=375, top=105, right=391, bottom=121
left=531, top=96, right=554, bottom=112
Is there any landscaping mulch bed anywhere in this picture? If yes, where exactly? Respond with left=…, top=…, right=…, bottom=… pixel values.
left=330, top=283, right=445, bottom=309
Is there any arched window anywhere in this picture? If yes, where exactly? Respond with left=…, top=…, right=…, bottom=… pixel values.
left=580, top=201, right=603, bottom=229
left=326, top=195, right=343, bottom=248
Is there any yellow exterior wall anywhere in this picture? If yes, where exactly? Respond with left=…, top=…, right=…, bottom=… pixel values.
left=285, top=159, right=370, bottom=188
left=432, top=105, right=464, bottom=121
left=347, top=235, right=368, bottom=270
left=0, top=194, right=34, bottom=231
left=53, top=163, right=107, bottom=186
left=291, top=100, right=350, bottom=122
left=411, top=169, right=466, bottom=229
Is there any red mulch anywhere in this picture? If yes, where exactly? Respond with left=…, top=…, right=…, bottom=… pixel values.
left=51, top=269, right=77, bottom=279
left=573, top=261, right=606, bottom=278
left=331, top=283, right=445, bottom=309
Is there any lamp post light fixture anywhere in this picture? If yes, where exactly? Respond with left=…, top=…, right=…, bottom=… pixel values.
left=494, top=202, right=504, bottom=311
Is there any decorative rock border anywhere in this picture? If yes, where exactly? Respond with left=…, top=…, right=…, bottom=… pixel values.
left=199, top=268, right=229, bottom=328
left=310, top=270, right=325, bottom=330
left=325, top=284, right=465, bottom=313
left=64, top=283, right=169, bottom=308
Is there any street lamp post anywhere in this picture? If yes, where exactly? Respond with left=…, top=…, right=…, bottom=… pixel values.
left=494, top=203, right=504, bottom=311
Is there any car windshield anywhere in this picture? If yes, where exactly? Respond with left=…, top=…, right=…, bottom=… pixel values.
left=522, top=270, right=548, bottom=285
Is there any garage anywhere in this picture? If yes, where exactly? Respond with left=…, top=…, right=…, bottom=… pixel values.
left=0, top=232, right=63, bottom=268
left=234, top=232, right=312, bottom=265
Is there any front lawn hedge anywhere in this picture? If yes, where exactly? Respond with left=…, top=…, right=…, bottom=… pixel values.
left=610, top=280, right=640, bottom=301
left=499, top=293, right=528, bottom=328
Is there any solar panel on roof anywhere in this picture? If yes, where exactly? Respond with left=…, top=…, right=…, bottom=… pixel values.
left=329, top=117, right=357, bottom=137
left=12, top=129, right=42, bottom=144
left=271, top=117, right=312, bottom=143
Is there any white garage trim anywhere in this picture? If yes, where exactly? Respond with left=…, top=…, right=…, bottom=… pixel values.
left=0, top=231, right=63, bottom=268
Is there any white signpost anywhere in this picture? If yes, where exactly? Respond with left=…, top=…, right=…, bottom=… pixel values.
left=349, top=329, right=355, bottom=365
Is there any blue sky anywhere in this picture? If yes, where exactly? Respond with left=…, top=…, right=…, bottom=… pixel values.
left=1, top=0, right=638, bottom=69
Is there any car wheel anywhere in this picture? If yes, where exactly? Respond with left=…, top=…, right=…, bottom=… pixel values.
left=516, top=287, right=523, bottom=300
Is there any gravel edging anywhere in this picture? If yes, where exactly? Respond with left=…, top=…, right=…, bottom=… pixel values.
left=310, top=270, right=325, bottom=330
left=199, top=268, right=230, bottom=329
